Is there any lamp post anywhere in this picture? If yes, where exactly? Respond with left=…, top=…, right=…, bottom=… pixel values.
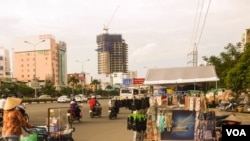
left=76, top=59, right=90, bottom=95
left=24, top=40, right=45, bottom=98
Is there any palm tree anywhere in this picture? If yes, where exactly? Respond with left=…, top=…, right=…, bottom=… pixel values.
left=90, top=79, right=100, bottom=92
left=105, top=85, right=113, bottom=96
left=68, top=76, right=79, bottom=98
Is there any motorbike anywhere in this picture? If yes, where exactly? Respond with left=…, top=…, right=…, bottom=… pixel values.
left=108, top=106, right=118, bottom=120
left=67, top=107, right=82, bottom=124
left=89, top=104, right=102, bottom=118
left=217, top=100, right=238, bottom=112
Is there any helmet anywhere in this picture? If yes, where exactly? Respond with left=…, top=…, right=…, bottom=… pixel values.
left=91, top=95, right=96, bottom=98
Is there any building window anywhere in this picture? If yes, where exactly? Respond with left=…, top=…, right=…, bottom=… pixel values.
left=0, top=66, right=3, bottom=70
left=27, top=75, right=30, bottom=77
left=0, top=56, right=3, bottom=60
left=22, top=75, right=24, bottom=78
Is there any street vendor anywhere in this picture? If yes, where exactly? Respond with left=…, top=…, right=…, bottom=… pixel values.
left=216, top=114, right=241, bottom=141
left=221, top=114, right=241, bottom=125
left=2, top=97, right=32, bottom=141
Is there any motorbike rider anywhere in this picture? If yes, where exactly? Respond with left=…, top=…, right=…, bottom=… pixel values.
left=70, top=98, right=81, bottom=119
left=89, top=95, right=101, bottom=110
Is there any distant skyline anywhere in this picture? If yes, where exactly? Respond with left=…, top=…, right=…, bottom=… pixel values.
left=0, top=0, right=249, bottom=78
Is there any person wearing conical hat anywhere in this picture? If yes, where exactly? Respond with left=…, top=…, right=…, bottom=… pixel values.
left=2, top=97, right=32, bottom=141
left=221, top=114, right=241, bottom=125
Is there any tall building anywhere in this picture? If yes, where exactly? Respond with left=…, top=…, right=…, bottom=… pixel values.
left=96, top=33, right=128, bottom=74
left=13, top=34, right=67, bottom=89
left=241, top=28, right=250, bottom=50
left=0, top=46, right=11, bottom=80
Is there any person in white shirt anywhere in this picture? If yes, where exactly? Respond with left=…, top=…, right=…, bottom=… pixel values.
left=0, top=94, right=7, bottom=115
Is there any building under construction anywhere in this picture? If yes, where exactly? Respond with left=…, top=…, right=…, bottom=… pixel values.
left=96, top=33, right=128, bottom=74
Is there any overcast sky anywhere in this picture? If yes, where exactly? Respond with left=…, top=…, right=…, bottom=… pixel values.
left=0, top=0, right=249, bottom=78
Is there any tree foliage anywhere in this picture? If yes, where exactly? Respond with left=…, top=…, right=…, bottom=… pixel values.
left=203, top=42, right=250, bottom=93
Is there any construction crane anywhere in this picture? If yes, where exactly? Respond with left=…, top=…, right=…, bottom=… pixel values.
left=103, top=5, right=119, bottom=33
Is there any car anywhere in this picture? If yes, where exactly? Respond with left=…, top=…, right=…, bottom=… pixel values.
left=74, top=95, right=82, bottom=103
left=38, top=95, right=52, bottom=99
left=81, top=95, right=88, bottom=103
left=57, top=95, right=71, bottom=103
left=75, top=94, right=88, bottom=103
left=96, top=95, right=102, bottom=99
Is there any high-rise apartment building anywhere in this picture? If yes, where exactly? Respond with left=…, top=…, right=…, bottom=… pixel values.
left=96, top=33, right=128, bottom=74
left=241, top=28, right=250, bottom=50
left=13, top=34, right=67, bottom=89
left=0, top=46, right=11, bottom=80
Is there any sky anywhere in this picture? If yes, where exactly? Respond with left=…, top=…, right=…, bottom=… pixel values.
left=0, top=0, right=250, bottom=78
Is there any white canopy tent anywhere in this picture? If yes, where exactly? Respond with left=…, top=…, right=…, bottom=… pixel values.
left=144, top=66, right=219, bottom=85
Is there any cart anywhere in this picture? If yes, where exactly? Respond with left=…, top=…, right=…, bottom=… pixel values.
left=23, top=107, right=75, bottom=141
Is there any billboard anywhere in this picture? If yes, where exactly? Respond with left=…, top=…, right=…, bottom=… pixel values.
left=123, top=78, right=132, bottom=85
left=133, top=78, right=145, bottom=85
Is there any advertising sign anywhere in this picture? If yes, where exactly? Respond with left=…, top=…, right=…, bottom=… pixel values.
left=133, top=78, right=145, bottom=85
left=123, top=78, right=132, bottom=85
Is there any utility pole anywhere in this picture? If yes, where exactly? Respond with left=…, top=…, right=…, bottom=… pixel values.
left=24, top=40, right=45, bottom=98
left=76, top=59, right=90, bottom=95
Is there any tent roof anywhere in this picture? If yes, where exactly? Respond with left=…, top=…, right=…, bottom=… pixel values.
left=144, top=66, right=219, bottom=85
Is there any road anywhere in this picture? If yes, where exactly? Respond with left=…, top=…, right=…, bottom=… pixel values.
left=24, top=100, right=134, bottom=141
left=24, top=100, right=250, bottom=141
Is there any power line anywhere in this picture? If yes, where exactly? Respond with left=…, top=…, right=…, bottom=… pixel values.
left=197, top=0, right=212, bottom=47
left=187, top=0, right=212, bottom=66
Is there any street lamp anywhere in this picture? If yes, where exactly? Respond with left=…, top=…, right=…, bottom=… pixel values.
left=24, top=40, right=45, bottom=98
left=76, top=59, right=90, bottom=95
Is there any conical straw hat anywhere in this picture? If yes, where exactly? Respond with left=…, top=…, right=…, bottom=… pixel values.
left=222, top=115, right=241, bottom=123
left=4, top=97, right=22, bottom=110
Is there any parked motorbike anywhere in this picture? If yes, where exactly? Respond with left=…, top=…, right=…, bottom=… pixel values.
left=217, top=100, right=238, bottom=112
left=67, top=108, right=82, bottom=124
left=89, top=104, right=102, bottom=118
left=108, top=107, right=118, bottom=120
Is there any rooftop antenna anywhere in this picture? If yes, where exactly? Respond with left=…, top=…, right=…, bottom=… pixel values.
left=103, top=5, right=119, bottom=33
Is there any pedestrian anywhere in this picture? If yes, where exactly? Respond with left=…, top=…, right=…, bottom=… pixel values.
left=0, top=94, right=7, bottom=114
left=2, top=97, right=32, bottom=141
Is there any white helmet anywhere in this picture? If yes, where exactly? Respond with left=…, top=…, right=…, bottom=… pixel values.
left=91, top=95, right=96, bottom=98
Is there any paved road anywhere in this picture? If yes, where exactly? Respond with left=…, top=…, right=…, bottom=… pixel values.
left=24, top=101, right=250, bottom=141
left=25, top=100, right=134, bottom=141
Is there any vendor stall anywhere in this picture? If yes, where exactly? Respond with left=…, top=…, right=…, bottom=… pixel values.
left=142, top=66, right=219, bottom=141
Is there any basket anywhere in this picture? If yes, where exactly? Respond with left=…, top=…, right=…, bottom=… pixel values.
left=20, top=134, right=37, bottom=141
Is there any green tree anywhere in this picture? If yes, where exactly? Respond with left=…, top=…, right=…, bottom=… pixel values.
left=203, top=43, right=242, bottom=88
left=225, top=43, right=250, bottom=93
left=40, top=81, right=56, bottom=97
left=90, top=79, right=100, bottom=92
